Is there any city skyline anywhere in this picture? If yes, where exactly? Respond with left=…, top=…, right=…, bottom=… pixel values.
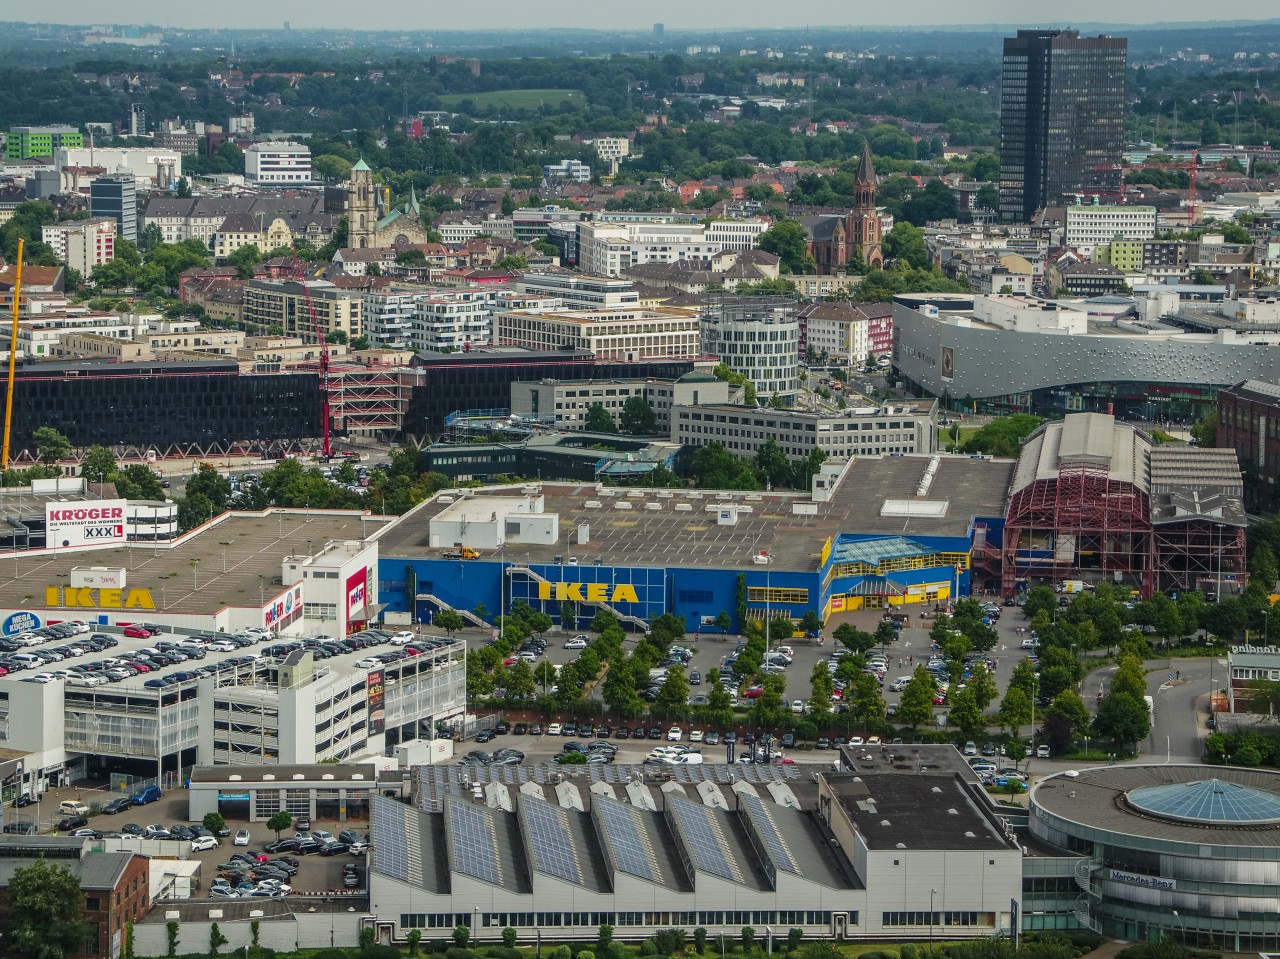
left=7, top=4, right=1280, bottom=32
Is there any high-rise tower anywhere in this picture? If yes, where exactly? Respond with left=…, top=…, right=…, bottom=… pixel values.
left=999, top=29, right=1127, bottom=223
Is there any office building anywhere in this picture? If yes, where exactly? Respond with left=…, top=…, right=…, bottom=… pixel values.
left=243, top=278, right=362, bottom=342
left=511, top=206, right=583, bottom=243
left=511, top=373, right=734, bottom=433
left=89, top=174, right=137, bottom=244
left=495, top=306, right=701, bottom=362
left=6, top=125, right=83, bottom=161
left=700, top=296, right=801, bottom=400
left=1217, top=379, right=1280, bottom=512
left=41, top=218, right=116, bottom=277
left=543, top=159, right=591, bottom=183
left=578, top=219, right=770, bottom=277
left=514, top=272, right=639, bottom=309
left=999, top=30, right=1127, bottom=222
left=1064, top=204, right=1157, bottom=251
left=244, top=141, right=312, bottom=185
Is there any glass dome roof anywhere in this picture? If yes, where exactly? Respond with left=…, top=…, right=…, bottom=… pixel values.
left=1127, top=778, right=1280, bottom=826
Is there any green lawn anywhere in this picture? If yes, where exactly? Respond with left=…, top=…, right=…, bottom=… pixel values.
left=439, top=88, right=585, bottom=110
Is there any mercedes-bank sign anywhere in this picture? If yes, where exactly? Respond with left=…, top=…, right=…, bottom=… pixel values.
left=45, top=500, right=127, bottom=548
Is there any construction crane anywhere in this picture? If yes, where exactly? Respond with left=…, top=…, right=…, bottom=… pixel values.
left=2, top=238, right=24, bottom=470
left=290, top=247, right=332, bottom=458
left=1093, top=150, right=1221, bottom=224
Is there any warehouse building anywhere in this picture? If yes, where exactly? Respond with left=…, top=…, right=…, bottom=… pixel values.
left=365, top=747, right=1021, bottom=944
left=1029, top=764, right=1280, bottom=950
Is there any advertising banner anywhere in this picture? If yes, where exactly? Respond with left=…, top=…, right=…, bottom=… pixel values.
left=45, top=500, right=127, bottom=548
left=346, top=568, right=368, bottom=619
left=1, top=611, right=42, bottom=636
left=367, top=668, right=386, bottom=735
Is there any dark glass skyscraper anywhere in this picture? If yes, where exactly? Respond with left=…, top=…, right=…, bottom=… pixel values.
left=999, top=30, right=1128, bottom=223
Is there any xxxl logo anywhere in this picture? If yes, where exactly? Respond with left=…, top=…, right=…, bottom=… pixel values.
left=84, top=525, right=124, bottom=539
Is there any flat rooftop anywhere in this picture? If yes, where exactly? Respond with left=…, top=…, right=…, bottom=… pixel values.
left=377, top=455, right=1014, bottom=571
left=832, top=772, right=1017, bottom=851
left=0, top=509, right=393, bottom=615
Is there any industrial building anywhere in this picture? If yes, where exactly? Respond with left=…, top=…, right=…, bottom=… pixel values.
left=1028, top=764, right=1280, bottom=950
left=1000, top=413, right=1246, bottom=597
left=365, top=747, right=1021, bottom=945
left=1217, top=379, right=1280, bottom=511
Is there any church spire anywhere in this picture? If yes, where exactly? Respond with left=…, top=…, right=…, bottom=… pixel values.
left=856, top=141, right=875, bottom=183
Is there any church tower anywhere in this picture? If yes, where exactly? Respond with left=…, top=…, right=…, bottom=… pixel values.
left=849, top=142, right=883, bottom=269
left=346, top=158, right=376, bottom=249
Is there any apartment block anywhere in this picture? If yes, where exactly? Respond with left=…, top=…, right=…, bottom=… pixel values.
left=514, top=272, right=639, bottom=309
left=242, top=278, right=361, bottom=341
left=41, top=218, right=116, bottom=277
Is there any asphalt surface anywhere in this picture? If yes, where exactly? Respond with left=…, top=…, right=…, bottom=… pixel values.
left=1083, top=655, right=1220, bottom=764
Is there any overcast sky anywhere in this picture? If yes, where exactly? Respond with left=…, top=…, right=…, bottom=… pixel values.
left=18, top=3, right=1280, bottom=32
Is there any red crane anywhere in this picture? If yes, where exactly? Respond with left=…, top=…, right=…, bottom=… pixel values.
left=290, top=248, right=332, bottom=457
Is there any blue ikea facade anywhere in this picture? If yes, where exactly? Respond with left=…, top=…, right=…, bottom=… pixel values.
left=378, top=520, right=1001, bottom=632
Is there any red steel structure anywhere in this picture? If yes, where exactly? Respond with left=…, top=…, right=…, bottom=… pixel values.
left=1001, top=414, right=1246, bottom=598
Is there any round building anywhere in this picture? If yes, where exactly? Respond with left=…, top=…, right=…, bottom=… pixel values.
left=1029, top=764, right=1280, bottom=950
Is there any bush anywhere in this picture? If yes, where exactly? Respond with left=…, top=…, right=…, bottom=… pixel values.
left=502, top=929, right=519, bottom=949
left=361, top=947, right=401, bottom=959
left=312, top=952, right=348, bottom=959
left=639, top=941, right=659, bottom=957
left=900, top=946, right=918, bottom=959
left=430, top=943, right=450, bottom=955
left=447, top=949, right=476, bottom=959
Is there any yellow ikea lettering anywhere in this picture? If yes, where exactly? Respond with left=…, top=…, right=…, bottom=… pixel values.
left=536, top=582, right=638, bottom=604
left=44, top=586, right=156, bottom=610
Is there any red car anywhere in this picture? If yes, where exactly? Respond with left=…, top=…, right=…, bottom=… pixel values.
left=743, top=686, right=763, bottom=699
left=122, top=624, right=151, bottom=638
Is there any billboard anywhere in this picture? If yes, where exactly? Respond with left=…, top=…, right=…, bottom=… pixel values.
left=264, top=584, right=303, bottom=630
left=346, top=568, right=368, bottom=619
left=367, top=668, right=386, bottom=735
left=45, top=500, right=127, bottom=548
left=1, top=611, right=41, bottom=636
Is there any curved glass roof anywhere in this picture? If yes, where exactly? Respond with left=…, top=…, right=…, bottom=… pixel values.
left=1127, top=778, right=1280, bottom=826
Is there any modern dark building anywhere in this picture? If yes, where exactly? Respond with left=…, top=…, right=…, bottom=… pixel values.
left=405, top=350, right=698, bottom=437
left=999, top=30, right=1127, bottom=223
left=1218, top=379, right=1280, bottom=511
left=0, top=360, right=322, bottom=457
left=90, top=173, right=137, bottom=244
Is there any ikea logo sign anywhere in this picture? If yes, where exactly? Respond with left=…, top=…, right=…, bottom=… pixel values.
left=537, top=582, right=640, bottom=604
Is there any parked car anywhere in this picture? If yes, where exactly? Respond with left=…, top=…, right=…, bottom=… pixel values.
left=234, top=829, right=251, bottom=846
left=191, top=836, right=220, bottom=852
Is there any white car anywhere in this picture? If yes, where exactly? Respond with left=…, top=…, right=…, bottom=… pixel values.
left=29, top=673, right=58, bottom=684
left=670, top=752, right=704, bottom=765
left=354, top=658, right=382, bottom=670
left=564, top=638, right=588, bottom=649
left=1036, top=744, right=1051, bottom=758
left=790, top=700, right=806, bottom=714
left=67, top=673, right=107, bottom=687
left=667, top=726, right=683, bottom=741
left=255, top=878, right=292, bottom=895
left=206, top=641, right=237, bottom=652
left=234, top=829, right=250, bottom=846
left=390, top=631, right=416, bottom=644
left=348, top=840, right=369, bottom=855
left=191, top=835, right=219, bottom=852
left=66, top=620, right=91, bottom=634
left=688, top=729, right=704, bottom=743
left=547, top=723, right=563, bottom=736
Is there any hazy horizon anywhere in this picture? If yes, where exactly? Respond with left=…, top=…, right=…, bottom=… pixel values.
left=11, top=3, right=1280, bottom=33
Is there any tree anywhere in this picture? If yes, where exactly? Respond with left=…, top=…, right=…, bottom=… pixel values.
left=798, top=610, right=823, bottom=637
left=961, top=414, right=1044, bottom=457
left=502, top=928, right=518, bottom=948
left=5, top=856, right=93, bottom=959
left=1004, top=740, right=1028, bottom=770
left=898, top=666, right=937, bottom=729
left=620, top=395, right=659, bottom=435
left=407, top=929, right=423, bottom=955
left=996, top=686, right=1034, bottom=736
left=808, top=659, right=834, bottom=720
left=846, top=671, right=886, bottom=724
left=585, top=402, right=617, bottom=433
left=882, top=221, right=930, bottom=270
left=655, top=666, right=691, bottom=718
left=266, top=810, right=293, bottom=840
left=80, top=445, right=117, bottom=484
left=1111, top=654, right=1148, bottom=701
left=833, top=622, right=876, bottom=656
left=1094, top=690, right=1151, bottom=743
left=756, top=220, right=815, bottom=274
left=32, top=426, right=72, bottom=467
left=166, top=920, right=180, bottom=959
left=506, top=657, right=537, bottom=700
left=453, top=925, right=471, bottom=949
left=202, top=811, right=226, bottom=837
left=602, top=658, right=644, bottom=717
left=434, top=609, right=465, bottom=634
left=948, top=687, right=986, bottom=740
left=705, top=676, right=735, bottom=730
left=210, top=923, right=228, bottom=957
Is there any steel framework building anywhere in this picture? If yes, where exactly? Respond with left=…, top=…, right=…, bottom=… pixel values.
left=1001, top=413, right=1246, bottom=597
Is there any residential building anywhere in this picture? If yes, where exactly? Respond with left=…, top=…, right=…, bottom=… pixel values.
left=593, top=136, right=631, bottom=173
left=511, top=372, right=734, bottom=432
left=212, top=212, right=294, bottom=259
left=799, top=301, right=893, bottom=365
left=514, top=272, right=638, bottom=309
left=701, top=296, right=801, bottom=399
left=142, top=194, right=336, bottom=247
left=673, top=399, right=938, bottom=461
left=0, top=837, right=150, bottom=958
left=359, top=291, right=418, bottom=350
left=494, top=306, right=701, bottom=361
left=6, top=125, right=82, bottom=161
left=242, top=278, right=361, bottom=341
left=1227, top=645, right=1280, bottom=713
left=244, top=141, right=312, bottom=185
left=90, top=174, right=137, bottom=244
left=41, top=218, right=116, bottom=277
left=1064, top=204, right=1157, bottom=251
left=1046, top=260, right=1128, bottom=296
left=511, top=205, right=583, bottom=243
left=412, top=293, right=492, bottom=352
left=999, top=30, right=1128, bottom=222
left=543, top=159, right=591, bottom=182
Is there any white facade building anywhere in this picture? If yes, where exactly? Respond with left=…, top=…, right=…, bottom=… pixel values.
left=578, top=220, right=770, bottom=276
left=41, top=218, right=115, bottom=277
left=57, top=147, right=181, bottom=189
left=543, top=159, right=591, bottom=182
left=495, top=306, right=702, bottom=361
left=514, top=272, right=639, bottom=309
left=701, top=298, right=801, bottom=400
left=1064, top=204, right=1157, bottom=252
left=245, top=141, right=312, bottom=184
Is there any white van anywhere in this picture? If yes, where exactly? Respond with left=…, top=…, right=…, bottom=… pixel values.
left=12, top=653, right=44, bottom=668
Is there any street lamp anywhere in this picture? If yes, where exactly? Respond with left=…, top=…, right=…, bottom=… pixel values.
left=1263, top=608, right=1269, bottom=644
left=929, top=889, right=938, bottom=956
left=1171, top=910, right=1186, bottom=944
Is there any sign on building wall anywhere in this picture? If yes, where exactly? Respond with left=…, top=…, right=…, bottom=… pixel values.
left=264, top=584, right=303, bottom=630
left=347, top=568, right=368, bottom=619
left=1, top=611, right=42, bottom=635
left=367, top=668, right=386, bottom=735
left=45, top=500, right=127, bottom=548
left=1107, top=868, right=1175, bottom=891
